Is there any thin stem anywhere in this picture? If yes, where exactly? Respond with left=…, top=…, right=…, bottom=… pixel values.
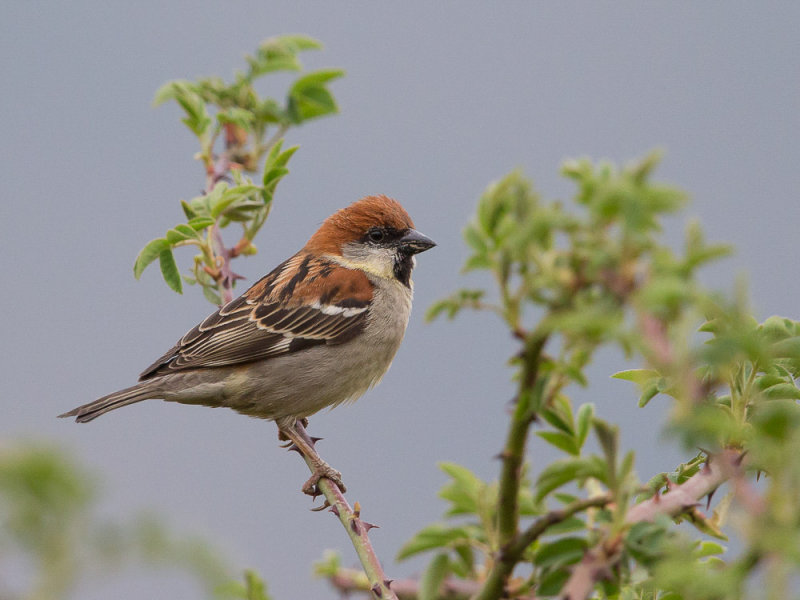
left=475, top=333, right=547, bottom=600
left=512, top=495, right=611, bottom=557
left=211, top=225, right=236, bottom=305
left=478, top=496, right=611, bottom=600
left=292, top=424, right=398, bottom=600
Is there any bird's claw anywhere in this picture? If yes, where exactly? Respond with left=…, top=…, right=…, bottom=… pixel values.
left=302, top=464, right=346, bottom=496
left=310, top=498, right=332, bottom=512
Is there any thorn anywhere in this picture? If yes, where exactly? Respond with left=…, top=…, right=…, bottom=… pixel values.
left=285, top=443, right=301, bottom=454
left=310, top=436, right=324, bottom=446
left=697, top=446, right=712, bottom=457
left=702, top=459, right=712, bottom=473
left=371, top=583, right=382, bottom=598
left=734, top=450, right=748, bottom=466
left=363, top=521, right=379, bottom=531
left=652, top=489, right=661, bottom=503
left=597, top=566, right=614, bottom=581
left=350, top=518, right=360, bottom=534
left=706, top=489, right=716, bottom=511
left=384, top=579, right=393, bottom=589
left=505, top=397, right=518, bottom=413
left=310, top=499, right=331, bottom=512
left=757, top=470, right=763, bottom=482
left=354, top=501, right=361, bottom=517
left=310, top=487, right=321, bottom=500
left=494, top=450, right=512, bottom=461
left=665, top=479, right=674, bottom=491
left=329, top=505, right=340, bottom=517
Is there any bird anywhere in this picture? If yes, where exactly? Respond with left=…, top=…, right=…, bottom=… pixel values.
left=60, top=195, right=435, bottom=494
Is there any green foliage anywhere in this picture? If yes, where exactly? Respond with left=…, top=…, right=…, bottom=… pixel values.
left=402, top=154, right=800, bottom=599
left=218, top=569, right=274, bottom=600
left=140, top=35, right=342, bottom=304
left=0, top=443, right=237, bottom=599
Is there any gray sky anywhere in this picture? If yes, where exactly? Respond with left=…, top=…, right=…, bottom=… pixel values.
left=2, top=2, right=799, bottom=598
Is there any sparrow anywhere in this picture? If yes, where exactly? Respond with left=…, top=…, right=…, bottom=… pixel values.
left=60, top=195, right=435, bottom=494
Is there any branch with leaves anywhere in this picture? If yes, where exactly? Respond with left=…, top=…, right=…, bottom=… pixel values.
left=133, top=35, right=343, bottom=306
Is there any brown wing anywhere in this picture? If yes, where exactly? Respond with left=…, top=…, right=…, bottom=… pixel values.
left=139, top=253, right=373, bottom=380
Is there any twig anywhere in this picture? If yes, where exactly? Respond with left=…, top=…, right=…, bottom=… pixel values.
left=513, top=495, right=612, bottom=556
left=292, top=425, right=398, bottom=600
left=476, top=494, right=609, bottom=600
left=558, top=449, right=744, bottom=600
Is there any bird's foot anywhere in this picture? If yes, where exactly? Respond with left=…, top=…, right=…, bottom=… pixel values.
left=302, top=462, right=346, bottom=496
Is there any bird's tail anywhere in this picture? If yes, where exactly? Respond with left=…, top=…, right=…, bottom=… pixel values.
left=59, top=382, right=160, bottom=423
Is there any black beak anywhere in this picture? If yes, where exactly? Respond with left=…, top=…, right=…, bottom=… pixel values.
left=399, top=229, right=436, bottom=254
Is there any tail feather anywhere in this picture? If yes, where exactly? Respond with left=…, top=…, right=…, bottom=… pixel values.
left=59, top=382, right=159, bottom=423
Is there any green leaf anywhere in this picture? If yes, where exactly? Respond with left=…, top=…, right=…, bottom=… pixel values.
left=593, top=419, right=618, bottom=471
left=450, top=544, right=475, bottom=578
left=418, top=553, right=449, bottom=600
left=159, top=82, right=212, bottom=138
left=576, top=403, right=594, bottom=448
left=535, top=456, right=607, bottom=502
left=241, top=569, right=272, bottom=600
left=540, top=404, right=574, bottom=436
left=165, top=224, right=200, bottom=244
left=438, top=462, right=485, bottom=516
left=533, top=536, right=587, bottom=569
left=762, top=382, right=800, bottom=400
left=159, top=249, right=182, bottom=293
left=210, top=184, right=261, bottom=218
left=425, top=289, right=485, bottom=321
left=396, top=524, right=475, bottom=560
left=188, top=216, right=215, bottom=230
left=152, top=79, right=193, bottom=106
left=202, top=284, right=221, bottom=306
left=462, top=254, right=493, bottom=272
left=287, top=68, right=344, bottom=123
left=536, top=568, right=570, bottom=596
left=246, top=35, right=322, bottom=78
left=463, top=224, right=488, bottom=254
left=611, top=369, right=660, bottom=385
left=638, top=382, right=660, bottom=407
left=696, top=541, right=726, bottom=558
left=181, top=200, right=197, bottom=220
left=216, top=107, right=255, bottom=131
left=537, top=431, right=580, bottom=456
left=134, top=238, right=170, bottom=279
left=261, top=142, right=299, bottom=204
left=543, top=516, right=587, bottom=536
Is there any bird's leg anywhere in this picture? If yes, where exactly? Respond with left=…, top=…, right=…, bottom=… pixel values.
left=277, top=419, right=346, bottom=496
left=278, top=417, right=308, bottom=447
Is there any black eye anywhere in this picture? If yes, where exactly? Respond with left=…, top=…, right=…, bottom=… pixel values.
left=367, top=228, right=385, bottom=243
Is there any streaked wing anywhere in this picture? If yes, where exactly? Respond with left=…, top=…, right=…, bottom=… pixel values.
left=139, top=254, right=372, bottom=380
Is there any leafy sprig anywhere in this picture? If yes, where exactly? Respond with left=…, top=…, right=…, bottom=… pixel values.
left=137, top=35, right=343, bottom=305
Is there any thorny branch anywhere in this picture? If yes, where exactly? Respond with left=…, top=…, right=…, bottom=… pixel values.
left=558, top=449, right=748, bottom=600
left=291, top=422, right=398, bottom=600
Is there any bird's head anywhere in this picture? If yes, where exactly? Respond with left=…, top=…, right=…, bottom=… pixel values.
left=305, top=195, right=436, bottom=286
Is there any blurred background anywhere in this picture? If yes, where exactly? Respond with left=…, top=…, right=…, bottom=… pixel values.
left=2, top=2, right=799, bottom=598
